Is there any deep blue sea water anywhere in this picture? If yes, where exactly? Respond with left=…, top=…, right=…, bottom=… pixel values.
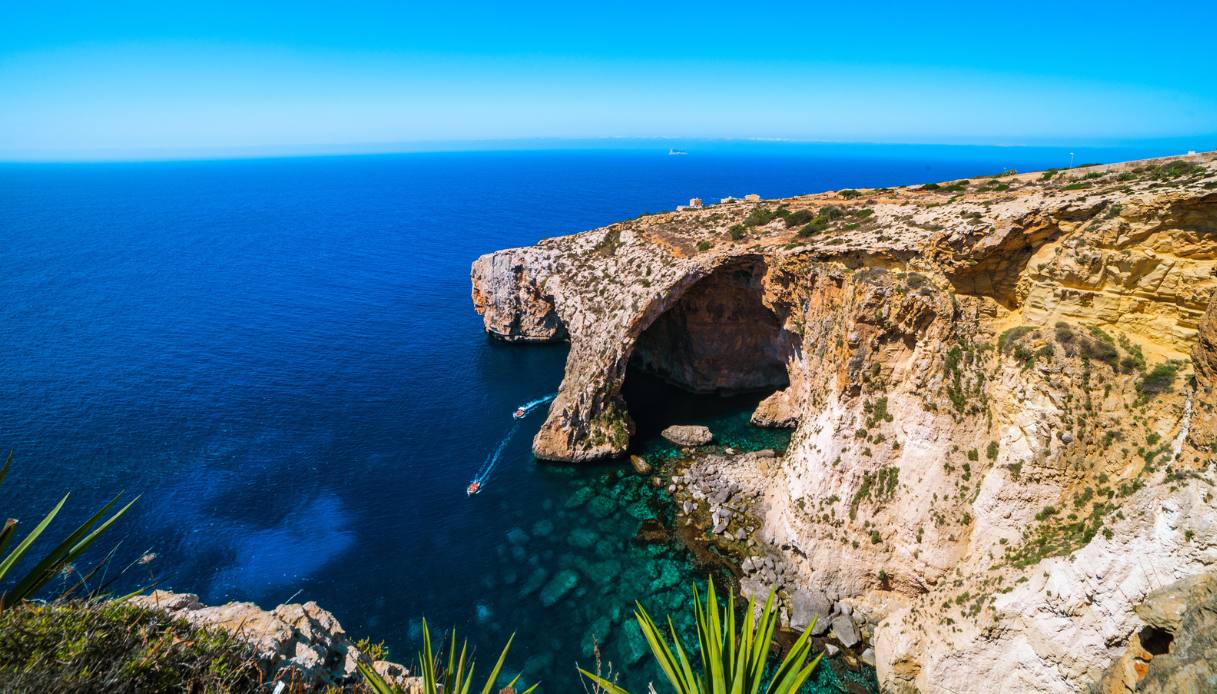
left=0, top=144, right=1184, bottom=691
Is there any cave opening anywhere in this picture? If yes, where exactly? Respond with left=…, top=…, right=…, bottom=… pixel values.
left=622, top=258, right=794, bottom=443
left=1139, top=625, right=1174, bottom=656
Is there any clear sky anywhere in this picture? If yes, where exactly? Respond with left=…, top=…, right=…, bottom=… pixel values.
left=2, top=1, right=1215, bottom=160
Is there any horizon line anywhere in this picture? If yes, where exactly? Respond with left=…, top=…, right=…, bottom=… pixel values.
left=3, top=134, right=1216, bottom=165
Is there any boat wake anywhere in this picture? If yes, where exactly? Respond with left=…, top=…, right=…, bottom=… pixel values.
left=469, top=395, right=556, bottom=495
left=514, top=394, right=555, bottom=418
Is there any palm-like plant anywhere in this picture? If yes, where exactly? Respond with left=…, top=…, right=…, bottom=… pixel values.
left=0, top=452, right=138, bottom=609
left=580, top=577, right=821, bottom=694
left=357, top=618, right=538, bottom=694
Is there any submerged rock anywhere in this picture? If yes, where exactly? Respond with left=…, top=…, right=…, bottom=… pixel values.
left=633, top=518, right=669, bottom=545
left=581, top=616, right=614, bottom=658
left=588, top=496, right=616, bottom=518
left=621, top=622, right=649, bottom=666
left=568, top=527, right=599, bottom=549
left=539, top=569, right=581, bottom=607
left=660, top=425, right=713, bottom=447
left=629, top=454, right=653, bottom=474
left=564, top=486, right=593, bottom=509
left=520, top=567, right=549, bottom=597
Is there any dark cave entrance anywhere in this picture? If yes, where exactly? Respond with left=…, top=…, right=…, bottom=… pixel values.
left=1139, top=625, right=1174, bottom=656
left=622, top=258, right=794, bottom=441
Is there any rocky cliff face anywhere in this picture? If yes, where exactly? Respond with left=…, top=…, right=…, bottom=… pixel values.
left=472, top=153, right=1217, bottom=692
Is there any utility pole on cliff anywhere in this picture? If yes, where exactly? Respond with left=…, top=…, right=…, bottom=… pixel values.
left=1069, top=152, right=1075, bottom=169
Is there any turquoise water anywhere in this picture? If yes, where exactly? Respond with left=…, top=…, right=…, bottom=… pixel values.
left=0, top=145, right=1180, bottom=690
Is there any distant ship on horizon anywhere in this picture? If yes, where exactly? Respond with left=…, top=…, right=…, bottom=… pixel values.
left=668, top=148, right=688, bottom=156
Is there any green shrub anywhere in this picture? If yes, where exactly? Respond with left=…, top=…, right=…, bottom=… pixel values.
left=1053, top=322, right=1074, bottom=343
left=696, top=240, right=712, bottom=252
left=997, top=326, right=1035, bottom=353
left=796, top=224, right=818, bottom=238
left=1079, top=327, right=1119, bottom=367
left=1137, top=361, right=1184, bottom=399
left=783, top=209, right=813, bottom=227
left=743, top=207, right=778, bottom=227
left=839, top=189, right=862, bottom=199
left=1117, top=335, right=1145, bottom=373
left=1040, top=169, right=1059, bottom=180
left=986, top=441, right=999, bottom=460
left=0, top=601, right=263, bottom=692
left=728, top=224, right=746, bottom=241
left=818, top=205, right=844, bottom=221
left=919, top=183, right=941, bottom=191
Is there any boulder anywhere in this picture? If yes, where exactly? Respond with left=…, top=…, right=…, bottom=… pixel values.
left=789, top=589, right=833, bottom=633
left=661, top=425, right=713, bottom=447
left=860, top=647, right=876, bottom=668
left=831, top=614, right=861, bottom=648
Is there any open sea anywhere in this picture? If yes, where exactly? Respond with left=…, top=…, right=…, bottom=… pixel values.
left=0, top=143, right=1183, bottom=691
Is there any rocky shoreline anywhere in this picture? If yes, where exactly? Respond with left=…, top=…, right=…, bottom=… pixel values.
left=647, top=428, right=880, bottom=685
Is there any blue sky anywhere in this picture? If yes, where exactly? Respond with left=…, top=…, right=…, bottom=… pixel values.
left=2, top=1, right=1215, bottom=160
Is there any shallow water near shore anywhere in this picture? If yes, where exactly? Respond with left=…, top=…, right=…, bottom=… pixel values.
left=0, top=144, right=1181, bottom=691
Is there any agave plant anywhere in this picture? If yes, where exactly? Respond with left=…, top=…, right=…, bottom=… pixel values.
left=357, top=618, right=537, bottom=694
left=580, top=577, right=821, bottom=694
left=0, top=452, right=138, bottom=609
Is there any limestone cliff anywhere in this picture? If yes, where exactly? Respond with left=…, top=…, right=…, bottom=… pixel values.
left=472, top=153, right=1217, bottom=692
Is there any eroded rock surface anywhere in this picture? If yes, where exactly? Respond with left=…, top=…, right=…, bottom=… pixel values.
left=472, top=153, right=1217, bottom=692
left=130, top=591, right=420, bottom=692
